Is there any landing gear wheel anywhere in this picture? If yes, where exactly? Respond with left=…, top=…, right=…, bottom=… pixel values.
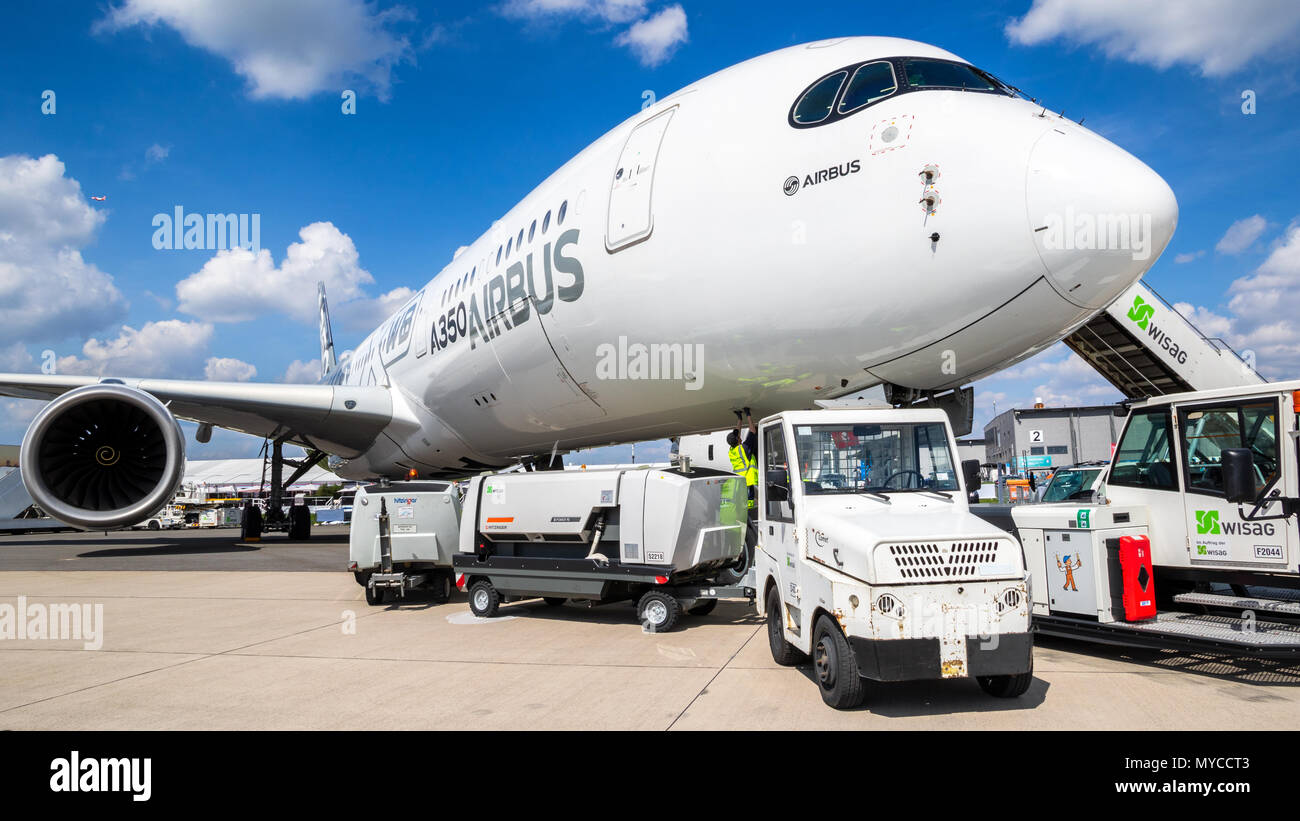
left=977, top=658, right=1034, bottom=698
left=813, top=615, right=865, bottom=709
left=364, top=584, right=390, bottom=606
left=542, top=597, right=566, bottom=607
left=767, top=587, right=808, bottom=666
left=687, top=598, right=718, bottom=616
left=469, top=580, right=500, bottom=618
left=637, top=590, right=682, bottom=633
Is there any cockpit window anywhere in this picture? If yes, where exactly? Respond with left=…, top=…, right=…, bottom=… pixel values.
left=838, top=61, right=897, bottom=114
left=902, top=58, right=998, bottom=91
left=792, top=70, right=848, bottom=125
left=789, top=56, right=1015, bottom=129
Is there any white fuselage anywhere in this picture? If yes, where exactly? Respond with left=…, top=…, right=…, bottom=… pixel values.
left=329, top=36, right=1178, bottom=479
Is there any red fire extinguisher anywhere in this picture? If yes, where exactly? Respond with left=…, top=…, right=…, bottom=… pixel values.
left=1119, top=535, right=1156, bottom=621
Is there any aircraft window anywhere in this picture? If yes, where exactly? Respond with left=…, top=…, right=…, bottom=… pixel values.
left=496, top=245, right=502, bottom=265
left=529, top=220, right=536, bottom=242
left=470, top=266, right=476, bottom=283
left=793, top=70, right=847, bottom=125
left=839, top=61, right=897, bottom=114
left=517, top=228, right=524, bottom=248
left=902, top=58, right=998, bottom=92
left=558, top=201, right=568, bottom=226
left=543, top=210, right=551, bottom=234
left=506, top=237, right=512, bottom=257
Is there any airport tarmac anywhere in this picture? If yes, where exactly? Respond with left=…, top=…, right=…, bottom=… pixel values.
left=2, top=528, right=1299, bottom=730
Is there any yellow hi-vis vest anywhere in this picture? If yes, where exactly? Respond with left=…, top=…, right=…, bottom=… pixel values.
left=729, top=444, right=758, bottom=507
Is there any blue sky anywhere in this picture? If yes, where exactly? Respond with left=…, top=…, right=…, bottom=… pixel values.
left=1, top=0, right=1298, bottom=461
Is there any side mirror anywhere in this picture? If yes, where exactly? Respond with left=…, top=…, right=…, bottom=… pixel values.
left=1222, top=448, right=1255, bottom=504
left=962, top=459, right=982, bottom=493
left=767, top=468, right=790, bottom=502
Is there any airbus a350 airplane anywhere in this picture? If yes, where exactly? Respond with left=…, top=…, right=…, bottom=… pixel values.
left=0, top=36, right=1176, bottom=530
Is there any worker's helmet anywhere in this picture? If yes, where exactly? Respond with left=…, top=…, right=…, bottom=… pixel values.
left=726, top=431, right=740, bottom=448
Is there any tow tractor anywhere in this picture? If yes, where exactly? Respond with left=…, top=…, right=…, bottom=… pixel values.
left=1006, top=381, right=1300, bottom=655
left=454, top=406, right=1034, bottom=709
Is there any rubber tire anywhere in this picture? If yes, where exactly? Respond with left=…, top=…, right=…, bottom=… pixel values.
left=147, top=520, right=161, bottom=531
left=364, top=584, right=389, bottom=606
left=353, top=570, right=371, bottom=588
left=813, top=615, right=866, bottom=709
left=469, top=580, right=500, bottom=618
left=542, top=597, right=567, bottom=607
left=637, top=590, right=682, bottom=633
left=977, top=657, right=1034, bottom=698
left=687, top=598, right=718, bottom=616
left=433, top=573, right=453, bottom=603
left=766, top=586, right=808, bottom=666
left=716, top=523, right=756, bottom=584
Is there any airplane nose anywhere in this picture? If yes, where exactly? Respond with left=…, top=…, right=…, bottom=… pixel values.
left=1026, top=127, right=1177, bottom=309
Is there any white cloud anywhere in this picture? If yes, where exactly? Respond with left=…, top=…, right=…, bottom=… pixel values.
left=500, top=0, right=686, bottom=65
left=175, top=221, right=400, bottom=329
left=97, top=0, right=420, bottom=101
left=204, top=356, right=257, bottom=381
left=501, top=0, right=649, bottom=25
left=0, top=343, right=34, bottom=372
left=145, top=143, right=170, bottom=164
left=1174, top=250, right=1205, bottom=264
left=56, top=320, right=215, bottom=378
left=283, top=358, right=322, bottom=383
left=614, top=4, right=687, bottom=67
left=1173, top=218, right=1300, bottom=376
left=1006, top=0, right=1300, bottom=77
left=0, top=154, right=127, bottom=347
left=1216, top=215, right=1267, bottom=254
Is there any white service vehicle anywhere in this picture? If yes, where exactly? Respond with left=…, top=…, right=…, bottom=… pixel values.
left=454, top=466, right=751, bottom=630
left=348, top=481, right=462, bottom=605
left=754, top=409, right=1033, bottom=708
left=1010, top=381, right=1300, bottom=654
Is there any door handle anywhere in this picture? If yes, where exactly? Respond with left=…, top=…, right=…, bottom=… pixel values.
left=833, top=548, right=843, bottom=566
left=769, top=526, right=774, bottom=535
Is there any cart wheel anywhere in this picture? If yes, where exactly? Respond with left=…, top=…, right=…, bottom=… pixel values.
left=637, top=590, right=682, bottom=633
left=469, top=580, right=500, bottom=618
left=766, top=587, right=808, bottom=666
left=148, top=520, right=161, bottom=531
left=977, top=657, right=1034, bottom=698
left=542, top=597, right=567, bottom=607
left=364, top=584, right=389, bottom=606
left=813, top=615, right=865, bottom=709
left=434, top=573, right=453, bottom=603
left=353, top=571, right=371, bottom=588
left=687, top=598, right=717, bottom=616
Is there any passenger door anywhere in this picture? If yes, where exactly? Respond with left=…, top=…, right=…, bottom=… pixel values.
left=1178, top=398, right=1293, bottom=570
left=605, top=107, right=676, bottom=252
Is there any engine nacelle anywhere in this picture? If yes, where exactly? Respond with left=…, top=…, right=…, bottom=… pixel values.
left=20, top=384, right=186, bottom=530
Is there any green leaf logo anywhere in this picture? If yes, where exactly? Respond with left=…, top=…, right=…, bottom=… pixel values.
left=1127, top=295, right=1155, bottom=330
left=1197, top=544, right=1207, bottom=555
left=1195, top=510, right=1220, bottom=535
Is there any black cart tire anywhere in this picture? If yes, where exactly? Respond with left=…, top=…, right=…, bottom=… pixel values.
left=469, top=580, right=500, bottom=618
left=717, top=523, right=756, bottom=584
left=364, top=584, right=389, bottom=606
left=147, top=520, right=161, bottom=531
left=353, top=570, right=371, bottom=588
left=687, top=598, right=718, bottom=616
left=766, top=586, right=808, bottom=666
left=977, top=658, right=1034, bottom=698
left=637, top=590, right=681, bottom=633
left=542, top=597, right=566, bottom=607
left=813, top=615, right=866, bottom=709
left=434, top=572, right=453, bottom=603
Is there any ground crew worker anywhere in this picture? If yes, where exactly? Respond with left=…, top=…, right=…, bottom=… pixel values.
left=727, top=408, right=759, bottom=517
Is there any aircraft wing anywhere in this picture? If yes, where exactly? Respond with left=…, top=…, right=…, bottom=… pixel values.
left=0, top=374, right=393, bottom=457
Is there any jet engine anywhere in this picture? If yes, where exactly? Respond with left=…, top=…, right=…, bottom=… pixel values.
left=20, top=383, right=186, bottom=530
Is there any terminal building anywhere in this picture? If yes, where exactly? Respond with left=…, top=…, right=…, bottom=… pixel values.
left=983, top=402, right=1124, bottom=474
